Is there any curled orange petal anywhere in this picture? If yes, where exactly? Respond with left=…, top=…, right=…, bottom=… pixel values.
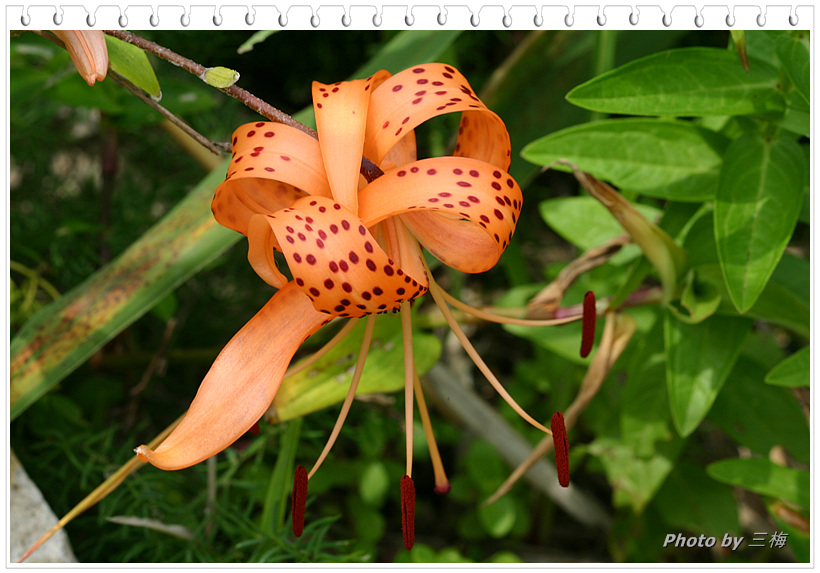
left=364, top=63, right=510, bottom=169
left=357, top=157, right=522, bottom=273
left=212, top=122, right=331, bottom=235
left=135, top=282, right=330, bottom=470
left=53, top=30, right=108, bottom=86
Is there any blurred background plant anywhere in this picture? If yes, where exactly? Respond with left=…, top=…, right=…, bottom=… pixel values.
left=10, top=29, right=809, bottom=563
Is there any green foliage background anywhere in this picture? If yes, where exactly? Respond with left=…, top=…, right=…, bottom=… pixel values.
left=10, top=29, right=810, bottom=563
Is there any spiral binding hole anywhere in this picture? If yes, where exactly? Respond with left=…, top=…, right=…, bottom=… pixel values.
left=694, top=14, right=703, bottom=27
left=181, top=13, right=190, bottom=26
left=21, top=12, right=31, bottom=25
left=53, top=12, right=62, bottom=25
left=372, top=13, right=382, bottom=26
left=533, top=13, right=543, bottom=26
left=502, top=13, right=511, bottom=27
left=119, top=14, right=128, bottom=27
left=213, top=14, right=223, bottom=26
left=756, top=13, right=766, bottom=26
left=789, top=14, right=798, bottom=26
left=86, top=14, right=95, bottom=26
left=662, top=13, right=671, bottom=27
left=342, top=13, right=351, bottom=27
left=596, top=14, right=606, bottom=26
left=725, top=14, right=735, bottom=27
left=150, top=13, right=159, bottom=27
left=311, top=13, right=320, bottom=27
left=246, top=12, right=255, bottom=26
left=279, top=14, right=288, bottom=26
left=629, top=12, right=638, bottom=25
left=470, top=13, right=479, bottom=27
left=405, top=14, right=414, bottom=26
left=437, top=11, right=446, bottom=25
left=564, top=13, right=574, bottom=27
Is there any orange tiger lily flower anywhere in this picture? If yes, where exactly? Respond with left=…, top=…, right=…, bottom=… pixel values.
left=53, top=30, right=108, bottom=86
left=135, top=63, right=579, bottom=547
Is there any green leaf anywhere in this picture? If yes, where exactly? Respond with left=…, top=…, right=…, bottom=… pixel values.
left=523, top=119, right=729, bottom=201
left=567, top=47, right=784, bottom=117
left=715, top=133, right=806, bottom=312
left=775, top=31, right=810, bottom=105
left=10, top=163, right=238, bottom=421
left=478, top=495, right=517, bottom=539
left=655, top=462, right=741, bottom=536
left=237, top=30, right=278, bottom=54
left=269, top=316, right=441, bottom=422
left=621, top=313, right=674, bottom=456
left=588, top=436, right=685, bottom=513
left=105, top=34, right=161, bottom=98
left=711, top=357, right=809, bottom=464
left=664, top=312, right=752, bottom=436
left=707, top=458, right=809, bottom=508
left=358, top=461, right=390, bottom=507
left=765, top=346, right=810, bottom=388
left=539, top=196, right=661, bottom=264
left=260, top=418, right=302, bottom=533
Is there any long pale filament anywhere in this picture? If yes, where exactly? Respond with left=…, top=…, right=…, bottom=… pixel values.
left=413, top=369, right=449, bottom=493
left=307, top=315, right=376, bottom=479
left=400, top=301, right=415, bottom=477
left=425, top=271, right=552, bottom=436
left=284, top=318, right=359, bottom=379
left=433, top=282, right=581, bottom=327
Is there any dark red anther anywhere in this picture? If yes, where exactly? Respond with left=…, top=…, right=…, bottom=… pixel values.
left=551, top=412, right=570, bottom=487
left=400, top=475, right=415, bottom=550
left=292, top=464, right=308, bottom=537
left=580, top=290, right=596, bottom=358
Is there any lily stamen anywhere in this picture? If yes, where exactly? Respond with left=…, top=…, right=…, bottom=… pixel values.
left=580, top=290, right=596, bottom=358
left=425, top=268, right=553, bottom=437
left=433, top=278, right=581, bottom=327
left=400, top=302, right=416, bottom=478
left=307, top=315, right=377, bottom=480
left=413, top=369, right=450, bottom=494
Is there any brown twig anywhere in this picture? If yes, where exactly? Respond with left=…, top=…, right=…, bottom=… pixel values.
left=102, top=29, right=385, bottom=182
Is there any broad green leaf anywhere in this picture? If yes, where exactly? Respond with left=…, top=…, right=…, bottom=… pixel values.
left=655, top=462, right=741, bottom=536
left=715, top=133, right=806, bottom=312
left=539, top=196, right=661, bottom=265
left=522, top=119, right=729, bottom=201
left=588, top=436, right=685, bottom=513
left=621, top=313, right=674, bottom=456
left=105, top=34, right=161, bottom=98
left=567, top=48, right=784, bottom=117
left=776, top=31, right=810, bottom=105
left=664, top=312, right=752, bottom=437
left=711, top=357, right=809, bottom=464
left=765, top=346, right=810, bottom=388
left=707, top=458, right=809, bottom=508
left=10, top=163, right=237, bottom=421
left=269, top=316, right=441, bottom=422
